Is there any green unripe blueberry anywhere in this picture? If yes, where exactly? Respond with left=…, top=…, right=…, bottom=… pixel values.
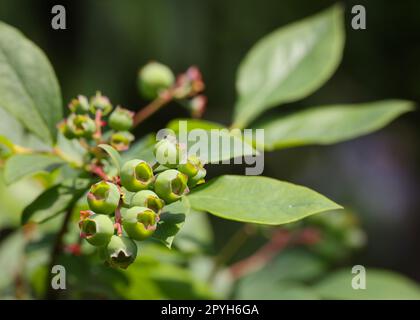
left=154, top=169, right=189, bottom=204
left=178, top=155, right=206, bottom=188
left=68, top=95, right=90, bottom=114
left=138, top=62, right=175, bottom=99
left=87, top=181, right=120, bottom=215
left=178, top=155, right=204, bottom=178
left=123, top=206, right=158, bottom=241
left=79, top=214, right=114, bottom=246
left=154, top=137, right=183, bottom=168
left=120, top=159, right=154, bottom=192
left=187, top=167, right=206, bottom=188
left=58, top=121, right=76, bottom=140
left=67, top=114, right=96, bottom=138
left=100, top=235, right=137, bottom=269
left=90, top=91, right=113, bottom=115
left=109, top=106, right=134, bottom=131
left=131, top=190, right=164, bottom=213
left=110, top=131, right=134, bottom=151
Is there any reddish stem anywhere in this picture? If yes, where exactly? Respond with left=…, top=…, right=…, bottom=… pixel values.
left=229, top=228, right=321, bottom=280
left=94, top=110, right=103, bottom=141
left=91, top=165, right=110, bottom=181
left=115, top=206, right=123, bottom=236
left=133, top=90, right=173, bottom=127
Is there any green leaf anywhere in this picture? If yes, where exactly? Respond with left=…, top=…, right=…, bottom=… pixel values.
left=0, top=21, right=62, bottom=144
left=98, top=144, right=122, bottom=173
left=233, top=4, right=344, bottom=128
left=3, top=154, right=65, bottom=185
left=21, top=177, right=91, bottom=224
left=167, top=118, right=225, bottom=132
left=166, top=119, right=258, bottom=164
left=186, top=129, right=257, bottom=164
left=257, top=100, right=414, bottom=150
left=0, top=135, right=14, bottom=151
left=0, top=107, right=47, bottom=150
left=152, top=197, right=190, bottom=248
left=187, top=175, right=341, bottom=225
left=315, top=269, right=420, bottom=300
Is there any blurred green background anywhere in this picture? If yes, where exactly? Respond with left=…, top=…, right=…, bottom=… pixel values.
left=0, top=0, right=419, bottom=299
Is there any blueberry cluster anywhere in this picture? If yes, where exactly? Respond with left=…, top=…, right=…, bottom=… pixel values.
left=58, top=92, right=135, bottom=151
left=79, top=137, right=206, bottom=269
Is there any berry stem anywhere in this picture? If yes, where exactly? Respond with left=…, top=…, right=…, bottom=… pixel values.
left=90, top=164, right=111, bottom=181
left=93, top=110, right=103, bottom=142
left=133, top=89, right=174, bottom=127
left=228, top=227, right=321, bottom=280
left=115, top=206, right=123, bottom=236
left=208, top=224, right=255, bottom=282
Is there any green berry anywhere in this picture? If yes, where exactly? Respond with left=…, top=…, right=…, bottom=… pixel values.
left=123, top=206, right=158, bottom=241
left=109, top=106, right=134, bottom=131
left=138, top=62, right=175, bottom=99
left=58, top=121, right=76, bottom=139
left=79, top=214, right=114, bottom=246
left=154, top=137, right=183, bottom=168
left=178, top=155, right=203, bottom=178
left=187, top=167, right=206, bottom=188
left=90, top=91, right=112, bottom=115
left=100, top=235, right=137, bottom=269
left=120, top=159, right=154, bottom=192
left=87, top=181, right=120, bottom=215
left=154, top=169, right=189, bottom=204
left=110, top=131, right=134, bottom=151
left=131, top=190, right=164, bottom=213
left=178, top=155, right=206, bottom=188
left=66, top=114, right=96, bottom=138
left=68, top=95, right=90, bottom=114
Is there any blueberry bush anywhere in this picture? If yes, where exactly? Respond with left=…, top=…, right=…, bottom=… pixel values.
left=0, top=4, right=419, bottom=299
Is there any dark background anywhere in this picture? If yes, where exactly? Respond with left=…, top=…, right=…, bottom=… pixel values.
left=1, top=0, right=419, bottom=280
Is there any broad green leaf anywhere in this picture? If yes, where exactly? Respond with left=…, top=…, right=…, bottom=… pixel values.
left=21, top=177, right=91, bottom=224
left=122, top=133, right=156, bottom=163
left=315, top=269, right=420, bottom=300
left=257, top=100, right=414, bottom=150
left=0, top=21, right=62, bottom=144
left=165, top=118, right=258, bottom=163
left=167, top=120, right=253, bottom=163
left=0, top=107, right=47, bottom=150
left=152, top=197, right=191, bottom=248
left=187, top=175, right=341, bottom=225
left=184, top=129, right=257, bottom=164
left=233, top=4, right=344, bottom=128
left=4, top=154, right=65, bottom=185
left=0, top=135, right=14, bottom=151
left=166, top=118, right=225, bottom=132
left=98, top=144, right=122, bottom=173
